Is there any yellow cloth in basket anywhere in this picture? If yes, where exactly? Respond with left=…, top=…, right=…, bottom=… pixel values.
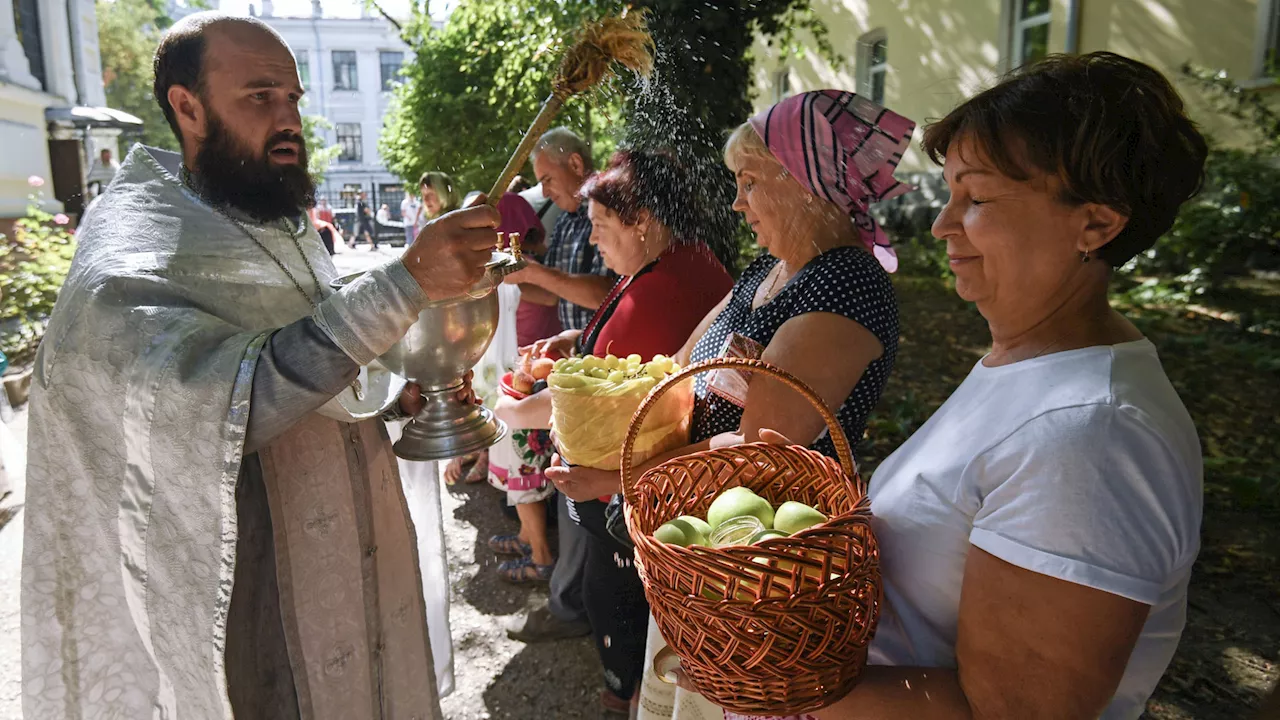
left=549, top=375, right=693, bottom=471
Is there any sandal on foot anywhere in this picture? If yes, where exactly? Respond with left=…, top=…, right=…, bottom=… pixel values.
left=463, top=452, right=490, bottom=484
left=487, top=534, right=531, bottom=556
left=498, top=556, right=553, bottom=584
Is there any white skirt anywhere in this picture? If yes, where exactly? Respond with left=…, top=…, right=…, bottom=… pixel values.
left=386, top=422, right=456, bottom=697
left=636, top=616, right=726, bottom=720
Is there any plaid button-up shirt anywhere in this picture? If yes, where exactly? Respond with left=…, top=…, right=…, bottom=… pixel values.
left=543, top=202, right=612, bottom=331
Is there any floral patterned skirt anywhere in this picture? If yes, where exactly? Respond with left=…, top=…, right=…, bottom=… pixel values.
left=488, top=428, right=556, bottom=504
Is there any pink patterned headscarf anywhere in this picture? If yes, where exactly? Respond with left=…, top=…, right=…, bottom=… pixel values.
left=748, top=90, right=916, bottom=272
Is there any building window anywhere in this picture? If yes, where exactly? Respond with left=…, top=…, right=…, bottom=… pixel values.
left=1267, top=0, right=1280, bottom=74
left=380, top=51, right=404, bottom=90
left=333, top=51, right=358, bottom=90
left=14, top=0, right=47, bottom=89
left=857, top=31, right=888, bottom=105
left=336, top=123, right=362, bottom=162
left=772, top=68, right=791, bottom=104
left=1012, top=0, right=1051, bottom=69
left=296, top=51, right=310, bottom=89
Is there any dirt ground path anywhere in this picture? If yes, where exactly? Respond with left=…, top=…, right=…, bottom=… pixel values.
left=438, top=480, right=604, bottom=720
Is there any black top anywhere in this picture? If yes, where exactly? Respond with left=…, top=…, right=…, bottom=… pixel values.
left=688, top=246, right=899, bottom=458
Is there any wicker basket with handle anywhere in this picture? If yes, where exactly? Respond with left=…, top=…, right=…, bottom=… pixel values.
left=621, top=357, right=880, bottom=715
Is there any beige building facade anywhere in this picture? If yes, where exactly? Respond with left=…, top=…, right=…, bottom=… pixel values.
left=753, top=0, right=1280, bottom=172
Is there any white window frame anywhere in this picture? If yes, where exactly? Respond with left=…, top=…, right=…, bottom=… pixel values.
left=295, top=50, right=310, bottom=89
left=856, top=29, right=888, bottom=104
left=379, top=50, right=404, bottom=91
left=332, top=50, right=358, bottom=91
left=1251, top=0, right=1280, bottom=83
left=772, top=67, right=792, bottom=104
left=1011, top=0, right=1052, bottom=70
left=335, top=122, right=363, bottom=163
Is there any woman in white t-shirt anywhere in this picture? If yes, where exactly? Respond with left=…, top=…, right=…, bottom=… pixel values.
left=663, top=53, right=1208, bottom=720
left=823, top=51, right=1208, bottom=720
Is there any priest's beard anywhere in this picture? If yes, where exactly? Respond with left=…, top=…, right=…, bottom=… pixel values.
left=193, top=113, right=315, bottom=224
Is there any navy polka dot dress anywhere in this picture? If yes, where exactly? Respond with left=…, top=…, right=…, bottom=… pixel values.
left=689, top=246, right=899, bottom=458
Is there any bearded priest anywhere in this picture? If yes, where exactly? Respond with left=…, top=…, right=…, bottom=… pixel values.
left=20, top=13, right=497, bottom=720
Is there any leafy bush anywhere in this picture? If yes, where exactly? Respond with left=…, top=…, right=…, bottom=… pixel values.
left=1127, top=147, right=1280, bottom=293
left=1124, top=66, right=1280, bottom=294
left=1, top=178, right=76, bottom=368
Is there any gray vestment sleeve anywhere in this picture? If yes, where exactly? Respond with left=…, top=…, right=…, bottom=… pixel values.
left=243, top=258, right=429, bottom=453
left=244, top=318, right=359, bottom=454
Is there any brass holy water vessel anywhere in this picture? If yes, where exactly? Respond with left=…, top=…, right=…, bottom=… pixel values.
left=334, top=234, right=524, bottom=461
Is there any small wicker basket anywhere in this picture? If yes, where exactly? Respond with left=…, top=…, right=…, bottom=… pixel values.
left=621, top=358, right=880, bottom=715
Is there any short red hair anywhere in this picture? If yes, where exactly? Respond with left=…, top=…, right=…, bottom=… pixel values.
left=579, top=149, right=699, bottom=241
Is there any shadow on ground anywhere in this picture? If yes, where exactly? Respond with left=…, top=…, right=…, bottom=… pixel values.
left=481, top=642, right=603, bottom=720
left=439, top=478, right=603, bottom=720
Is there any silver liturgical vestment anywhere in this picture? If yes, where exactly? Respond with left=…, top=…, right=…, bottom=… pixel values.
left=22, top=146, right=442, bottom=719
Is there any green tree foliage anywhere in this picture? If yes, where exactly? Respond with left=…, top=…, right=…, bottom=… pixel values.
left=380, top=0, right=623, bottom=194
left=1125, top=65, right=1280, bottom=294
left=0, top=183, right=77, bottom=366
left=303, top=114, right=341, bottom=186
left=379, top=0, right=832, bottom=266
left=97, top=0, right=179, bottom=150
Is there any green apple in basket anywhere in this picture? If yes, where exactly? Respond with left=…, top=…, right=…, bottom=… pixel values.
left=706, top=487, right=775, bottom=530
left=773, top=501, right=827, bottom=535
left=653, top=516, right=710, bottom=547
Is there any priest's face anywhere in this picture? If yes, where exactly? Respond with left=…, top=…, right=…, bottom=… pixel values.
left=190, top=24, right=314, bottom=222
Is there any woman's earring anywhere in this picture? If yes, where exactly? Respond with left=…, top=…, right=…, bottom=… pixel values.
left=1080, top=250, right=1092, bottom=263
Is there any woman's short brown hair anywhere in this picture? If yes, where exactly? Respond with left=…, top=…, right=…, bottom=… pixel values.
left=922, top=52, right=1208, bottom=266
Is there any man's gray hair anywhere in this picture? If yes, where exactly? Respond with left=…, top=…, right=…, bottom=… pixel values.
left=532, top=127, right=594, bottom=172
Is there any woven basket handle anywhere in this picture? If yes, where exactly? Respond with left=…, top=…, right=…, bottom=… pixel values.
left=618, top=357, right=857, bottom=507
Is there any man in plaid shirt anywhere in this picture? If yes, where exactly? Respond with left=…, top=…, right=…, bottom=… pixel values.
left=505, top=127, right=613, bottom=646
left=506, top=127, right=614, bottom=332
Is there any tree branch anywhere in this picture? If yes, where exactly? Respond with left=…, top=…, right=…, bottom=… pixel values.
left=365, top=0, right=405, bottom=36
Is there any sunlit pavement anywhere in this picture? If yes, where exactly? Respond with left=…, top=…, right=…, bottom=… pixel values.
left=331, top=241, right=407, bottom=276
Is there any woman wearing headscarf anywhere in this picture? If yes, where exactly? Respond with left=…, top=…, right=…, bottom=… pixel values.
left=657, top=53, right=1208, bottom=720
left=544, top=91, right=915, bottom=719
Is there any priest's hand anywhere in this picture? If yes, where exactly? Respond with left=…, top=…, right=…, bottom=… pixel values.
left=397, top=371, right=480, bottom=417
left=404, top=205, right=500, bottom=301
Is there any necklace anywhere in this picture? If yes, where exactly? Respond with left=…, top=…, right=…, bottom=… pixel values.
left=182, top=166, right=366, bottom=400
left=760, top=263, right=788, bottom=305
left=182, top=166, right=322, bottom=307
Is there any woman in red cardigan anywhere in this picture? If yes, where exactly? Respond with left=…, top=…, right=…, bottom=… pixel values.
left=495, top=148, right=732, bottom=716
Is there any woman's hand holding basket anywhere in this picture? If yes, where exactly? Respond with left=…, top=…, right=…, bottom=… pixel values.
left=621, top=359, right=879, bottom=716
left=546, top=353, right=692, bottom=471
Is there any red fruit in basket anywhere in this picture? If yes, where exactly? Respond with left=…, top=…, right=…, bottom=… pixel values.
left=531, top=357, right=555, bottom=380
left=517, top=349, right=534, bottom=376
left=513, top=370, right=536, bottom=394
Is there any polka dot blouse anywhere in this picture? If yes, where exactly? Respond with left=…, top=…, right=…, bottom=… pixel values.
left=689, top=246, right=900, bottom=459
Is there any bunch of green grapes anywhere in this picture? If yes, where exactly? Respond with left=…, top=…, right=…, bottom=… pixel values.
left=550, top=353, right=680, bottom=390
